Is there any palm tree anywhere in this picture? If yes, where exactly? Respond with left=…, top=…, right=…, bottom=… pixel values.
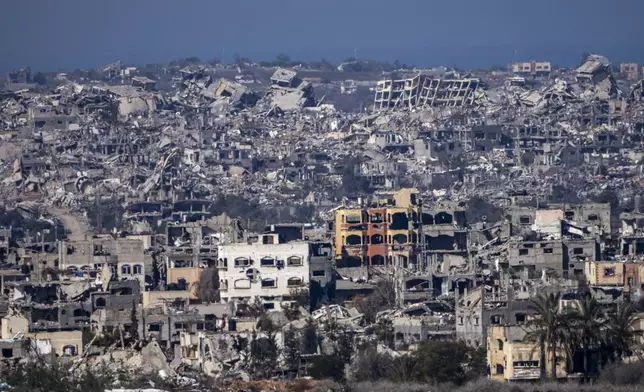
left=524, top=293, right=569, bottom=380
left=569, top=294, right=604, bottom=380
left=604, top=301, right=643, bottom=362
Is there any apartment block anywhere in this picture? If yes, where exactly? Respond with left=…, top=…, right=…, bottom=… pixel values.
left=511, top=61, right=551, bottom=77
left=217, top=235, right=323, bottom=311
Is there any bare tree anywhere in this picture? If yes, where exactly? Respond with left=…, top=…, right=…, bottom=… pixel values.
left=355, top=280, right=396, bottom=323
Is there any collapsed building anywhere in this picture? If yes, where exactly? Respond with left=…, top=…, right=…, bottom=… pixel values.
left=373, top=74, right=483, bottom=110
left=1, top=50, right=644, bottom=384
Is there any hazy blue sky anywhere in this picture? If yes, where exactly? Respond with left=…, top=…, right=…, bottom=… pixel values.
left=2, top=0, right=644, bottom=71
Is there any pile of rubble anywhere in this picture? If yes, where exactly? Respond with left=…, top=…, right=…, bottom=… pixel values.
left=3, top=51, right=644, bottom=386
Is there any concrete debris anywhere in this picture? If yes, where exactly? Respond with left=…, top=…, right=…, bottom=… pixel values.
left=106, top=390, right=169, bottom=392
left=2, top=51, right=644, bottom=386
left=374, top=74, right=482, bottom=110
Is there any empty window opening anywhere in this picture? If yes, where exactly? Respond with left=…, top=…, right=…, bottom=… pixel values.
left=371, top=254, right=385, bottom=265
left=496, top=364, right=504, bottom=375
left=261, top=278, right=277, bottom=288
left=392, top=234, right=408, bottom=245
left=287, top=256, right=303, bottom=266
left=345, top=215, right=361, bottom=224
left=435, top=212, right=453, bottom=225
left=95, top=297, right=106, bottom=308
left=62, top=345, right=77, bottom=357
left=390, top=212, right=409, bottom=230
left=287, top=277, right=303, bottom=287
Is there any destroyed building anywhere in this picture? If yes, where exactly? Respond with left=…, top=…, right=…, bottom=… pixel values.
left=374, top=74, right=483, bottom=110
left=2, top=50, right=644, bottom=385
left=511, top=61, right=552, bottom=78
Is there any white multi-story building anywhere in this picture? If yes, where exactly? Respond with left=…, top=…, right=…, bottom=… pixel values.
left=217, top=234, right=311, bottom=310
left=511, top=61, right=551, bottom=77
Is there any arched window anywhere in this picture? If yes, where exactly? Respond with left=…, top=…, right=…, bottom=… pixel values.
left=234, top=278, right=251, bottom=289
left=371, top=255, right=385, bottom=265
left=496, top=364, right=504, bottom=375
left=435, top=212, right=453, bottom=224
left=62, top=345, right=77, bottom=357
left=371, top=234, right=384, bottom=245
left=261, top=278, right=277, bottom=288
left=392, top=234, right=408, bottom=244
left=95, top=297, right=106, bottom=308
left=234, top=257, right=250, bottom=267
left=422, top=213, right=434, bottom=225
left=287, top=277, right=303, bottom=287
left=121, top=264, right=131, bottom=275
left=133, top=264, right=143, bottom=275
left=345, top=235, right=361, bottom=245
left=287, top=256, right=303, bottom=266
left=260, top=257, right=275, bottom=267
left=390, top=212, right=408, bottom=230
